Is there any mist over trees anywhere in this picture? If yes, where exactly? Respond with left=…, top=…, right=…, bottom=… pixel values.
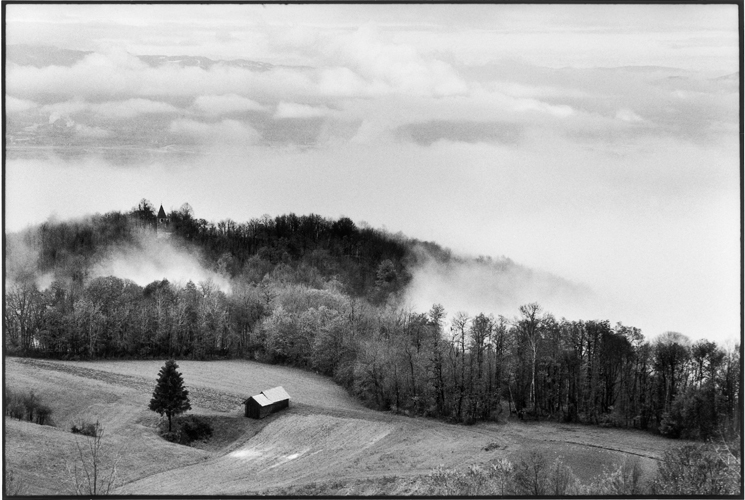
left=4, top=201, right=740, bottom=441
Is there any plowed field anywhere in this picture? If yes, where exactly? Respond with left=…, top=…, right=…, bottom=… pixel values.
left=5, top=357, right=687, bottom=495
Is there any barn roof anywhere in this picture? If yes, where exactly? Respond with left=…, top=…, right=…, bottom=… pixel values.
left=248, top=393, right=273, bottom=407
left=244, top=386, right=290, bottom=406
left=262, top=386, right=290, bottom=403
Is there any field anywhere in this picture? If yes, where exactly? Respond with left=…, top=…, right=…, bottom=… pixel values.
left=5, top=357, right=688, bottom=495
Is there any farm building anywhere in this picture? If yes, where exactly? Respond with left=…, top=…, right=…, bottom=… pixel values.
left=243, top=386, right=290, bottom=419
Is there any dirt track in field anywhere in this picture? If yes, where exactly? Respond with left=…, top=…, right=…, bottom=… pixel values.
left=5, top=357, right=688, bottom=495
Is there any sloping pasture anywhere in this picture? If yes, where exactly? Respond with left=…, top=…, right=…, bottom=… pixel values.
left=5, top=357, right=688, bottom=495
left=28, top=358, right=363, bottom=411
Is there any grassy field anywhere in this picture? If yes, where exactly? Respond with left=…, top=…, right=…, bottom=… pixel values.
left=5, top=357, right=688, bottom=495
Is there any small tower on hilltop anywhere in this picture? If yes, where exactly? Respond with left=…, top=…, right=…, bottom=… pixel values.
left=156, top=204, right=172, bottom=238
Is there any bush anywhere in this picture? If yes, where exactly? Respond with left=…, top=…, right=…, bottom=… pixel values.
left=158, top=415, right=212, bottom=446
left=161, top=430, right=184, bottom=444
left=34, top=404, right=53, bottom=425
left=546, top=456, right=579, bottom=495
left=582, top=456, right=643, bottom=495
left=179, top=415, right=212, bottom=442
left=425, top=465, right=496, bottom=496
left=5, top=388, right=53, bottom=425
left=658, top=411, right=681, bottom=438
left=652, top=442, right=741, bottom=495
left=71, top=419, right=99, bottom=437
left=513, top=450, right=549, bottom=495
left=6, top=390, right=26, bottom=420
left=22, top=391, right=39, bottom=422
left=669, top=385, right=720, bottom=440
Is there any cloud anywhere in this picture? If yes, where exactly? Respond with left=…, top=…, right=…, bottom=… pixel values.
left=318, top=24, right=469, bottom=97
left=75, top=123, right=111, bottom=137
left=169, top=118, right=261, bottom=145
left=5, top=231, right=41, bottom=283
left=274, top=102, right=334, bottom=119
left=6, top=50, right=327, bottom=106
left=40, top=97, right=180, bottom=119
left=91, top=98, right=181, bottom=119
left=41, top=99, right=89, bottom=115
left=402, top=247, right=595, bottom=323
left=615, top=108, right=646, bottom=123
left=513, top=98, right=574, bottom=118
left=6, top=96, right=37, bottom=113
left=316, top=66, right=381, bottom=97
left=398, top=120, right=522, bottom=146
left=7, top=43, right=733, bottom=151
left=193, top=94, right=265, bottom=116
left=53, top=21, right=461, bottom=99
left=92, top=231, right=231, bottom=293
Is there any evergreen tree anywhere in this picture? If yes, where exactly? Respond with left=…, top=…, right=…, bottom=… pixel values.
left=149, top=359, right=191, bottom=431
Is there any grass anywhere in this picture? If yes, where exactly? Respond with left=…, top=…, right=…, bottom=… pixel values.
left=21, top=358, right=362, bottom=411
left=5, top=357, right=690, bottom=495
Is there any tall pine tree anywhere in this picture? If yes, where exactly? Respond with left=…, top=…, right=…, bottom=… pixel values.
left=149, top=359, right=191, bottom=431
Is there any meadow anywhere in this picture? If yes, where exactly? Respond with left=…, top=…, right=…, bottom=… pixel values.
left=4, top=356, right=690, bottom=495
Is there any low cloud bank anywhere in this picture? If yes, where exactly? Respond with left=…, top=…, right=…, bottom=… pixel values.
left=5, top=230, right=53, bottom=289
left=5, top=223, right=231, bottom=294
left=92, top=232, right=231, bottom=293
left=402, top=247, right=596, bottom=323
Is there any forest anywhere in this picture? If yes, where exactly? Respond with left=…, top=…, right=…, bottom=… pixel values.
left=4, top=200, right=741, bottom=441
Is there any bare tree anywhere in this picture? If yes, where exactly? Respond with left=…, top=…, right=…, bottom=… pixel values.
left=67, top=421, right=123, bottom=495
left=517, top=303, right=543, bottom=411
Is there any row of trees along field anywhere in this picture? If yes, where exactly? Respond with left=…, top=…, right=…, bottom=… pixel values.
left=5, top=200, right=740, bottom=441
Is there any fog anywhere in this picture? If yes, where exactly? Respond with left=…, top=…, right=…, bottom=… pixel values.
left=403, top=248, right=597, bottom=323
left=5, top=230, right=52, bottom=290
left=4, top=4, right=739, bottom=343
left=91, top=232, right=232, bottom=293
left=5, top=223, right=231, bottom=295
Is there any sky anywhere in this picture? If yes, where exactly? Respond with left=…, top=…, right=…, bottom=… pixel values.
left=4, top=4, right=741, bottom=344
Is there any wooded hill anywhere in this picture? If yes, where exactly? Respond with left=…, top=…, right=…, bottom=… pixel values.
left=4, top=200, right=741, bottom=441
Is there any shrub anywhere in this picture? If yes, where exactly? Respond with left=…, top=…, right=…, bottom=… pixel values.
left=6, top=390, right=26, bottom=420
left=658, top=411, right=681, bottom=438
left=21, top=391, right=39, bottom=422
left=161, top=430, right=184, bottom=444
left=652, top=442, right=741, bottom=495
left=669, top=385, right=720, bottom=440
left=158, top=415, right=212, bottom=446
left=34, top=404, right=53, bottom=426
left=546, top=456, right=579, bottom=495
left=179, top=415, right=212, bottom=442
left=71, top=419, right=99, bottom=437
left=489, top=458, right=514, bottom=496
left=582, top=456, right=643, bottom=495
left=513, top=450, right=549, bottom=495
left=425, top=465, right=496, bottom=496
left=5, top=389, right=53, bottom=425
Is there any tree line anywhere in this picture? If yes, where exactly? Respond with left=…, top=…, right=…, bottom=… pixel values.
left=5, top=201, right=740, bottom=441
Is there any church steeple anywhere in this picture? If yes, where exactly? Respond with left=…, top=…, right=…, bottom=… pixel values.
left=156, top=204, right=172, bottom=238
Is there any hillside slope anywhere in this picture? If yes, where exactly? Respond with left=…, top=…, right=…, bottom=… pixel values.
left=5, top=358, right=685, bottom=495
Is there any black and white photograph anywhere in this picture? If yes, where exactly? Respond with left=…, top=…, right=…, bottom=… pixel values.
left=3, top=2, right=742, bottom=496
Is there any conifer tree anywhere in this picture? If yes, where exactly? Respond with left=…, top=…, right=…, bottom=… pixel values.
left=149, top=359, right=191, bottom=431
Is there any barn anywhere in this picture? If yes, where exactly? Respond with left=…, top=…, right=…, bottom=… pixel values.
left=243, top=386, right=291, bottom=419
